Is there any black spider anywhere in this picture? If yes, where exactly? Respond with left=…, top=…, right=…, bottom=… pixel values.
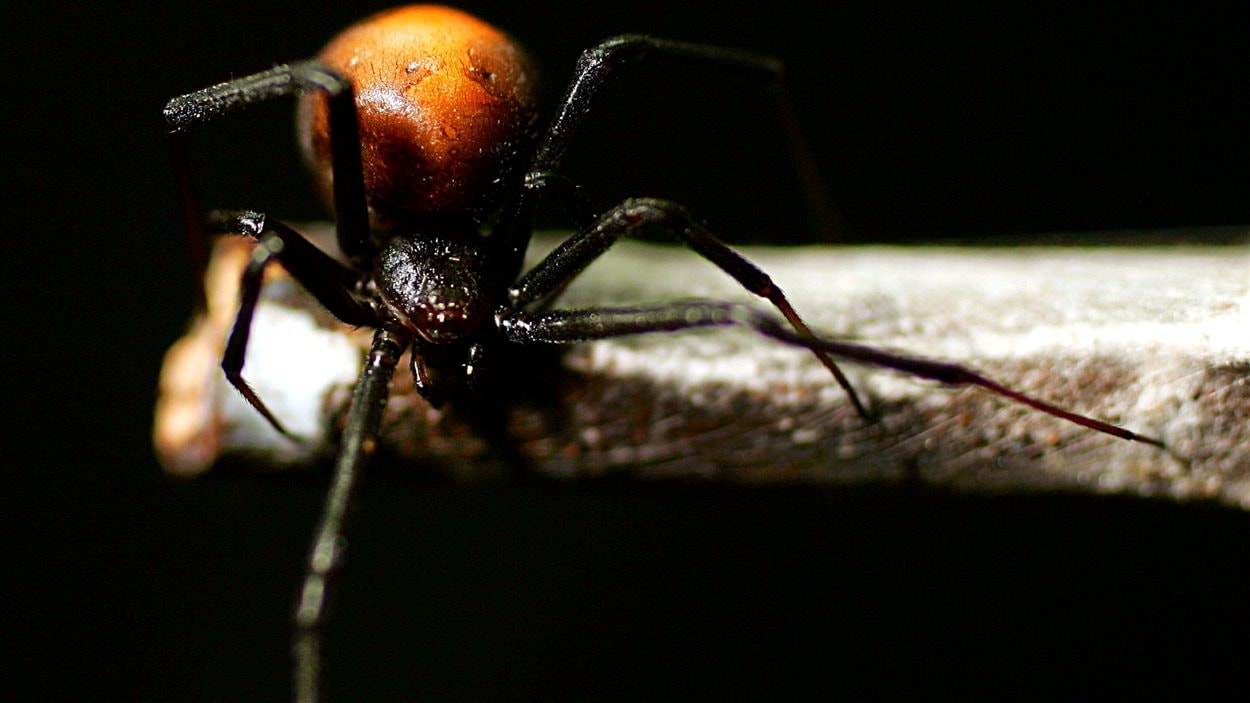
left=164, top=6, right=1160, bottom=701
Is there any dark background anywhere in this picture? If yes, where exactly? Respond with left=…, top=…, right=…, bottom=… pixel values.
left=7, top=2, right=1247, bottom=700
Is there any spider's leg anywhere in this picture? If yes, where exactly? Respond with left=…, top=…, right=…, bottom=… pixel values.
left=507, top=198, right=872, bottom=419
left=496, top=35, right=817, bottom=277
left=165, top=61, right=370, bottom=275
left=500, top=302, right=1164, bottom=446
left=211, top=211, right=398, bottom=702
left=293, top=321, right=412, bottom=703
left=215, top=211, right=376, bottom=439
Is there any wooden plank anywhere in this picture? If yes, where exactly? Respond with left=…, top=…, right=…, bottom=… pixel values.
left=154, top=227, right=1250, bottom=508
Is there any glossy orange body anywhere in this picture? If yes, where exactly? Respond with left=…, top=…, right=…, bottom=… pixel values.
left=299, top=5, right=539, bottom=229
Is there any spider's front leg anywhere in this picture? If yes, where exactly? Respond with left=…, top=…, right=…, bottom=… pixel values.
left=211, top=211, right=377, bottom=438
left=499, top=301, right=1165, bottom=447
left=505, top=197, right=871, bottom=418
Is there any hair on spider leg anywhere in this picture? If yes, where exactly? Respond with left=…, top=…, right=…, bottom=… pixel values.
left=161, top=5, right=1166, bottom=702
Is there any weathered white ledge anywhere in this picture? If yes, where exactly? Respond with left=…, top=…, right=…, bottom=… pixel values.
left=155, top=228, right=1250, bottom=508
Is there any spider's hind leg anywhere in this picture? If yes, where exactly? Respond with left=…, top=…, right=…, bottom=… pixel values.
left=165, top=60, right=372, bottom=281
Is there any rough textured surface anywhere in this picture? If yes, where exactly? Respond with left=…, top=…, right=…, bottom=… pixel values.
left=155, top=228, right=1249, bottom=507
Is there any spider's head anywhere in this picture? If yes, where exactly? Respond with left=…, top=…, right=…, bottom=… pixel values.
left=376, top=233, right=492, bottom=344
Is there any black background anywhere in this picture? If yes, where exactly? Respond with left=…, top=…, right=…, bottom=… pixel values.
left=7, top=2, right=1248, bottom=700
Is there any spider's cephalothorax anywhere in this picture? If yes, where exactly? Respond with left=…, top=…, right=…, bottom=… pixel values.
left=164, top=5, right=1162, bottom=701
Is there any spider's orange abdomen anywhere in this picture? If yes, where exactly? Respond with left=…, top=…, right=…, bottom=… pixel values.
left=299, top=5, right=539, bottom=228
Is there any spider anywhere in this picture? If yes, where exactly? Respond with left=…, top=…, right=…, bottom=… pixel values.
left=164, top=5, right=1163, bottom=701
